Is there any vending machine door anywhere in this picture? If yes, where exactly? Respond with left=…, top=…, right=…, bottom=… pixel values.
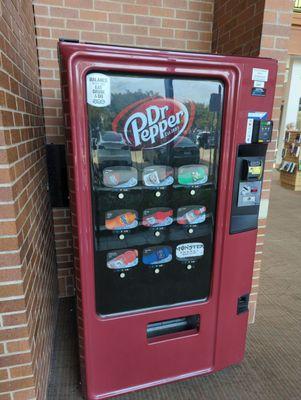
left=87, top=73, right=223, bottom=315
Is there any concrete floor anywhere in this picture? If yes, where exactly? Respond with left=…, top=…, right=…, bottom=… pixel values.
left=47, top=174, right=301, bottom=400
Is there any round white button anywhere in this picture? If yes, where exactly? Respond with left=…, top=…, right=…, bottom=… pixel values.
left=188, top=228, right=194, bottom=234
left=155, top=191, right=161, bottom=197
left=154, top=268, right=160, bottom=274
left=187, top=264, right=192, bottom=270
left=118, top=193, right=124, bottom=199
left=119, top=234, right=125, bottom=240
left=120, top=272, right=125, bottom=278
left=154, top=231, right=160, bottom=237
left=190, top=189, right=196, bottom=196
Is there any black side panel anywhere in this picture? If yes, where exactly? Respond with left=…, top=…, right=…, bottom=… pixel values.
left=46, top=144, right=69, bottom=207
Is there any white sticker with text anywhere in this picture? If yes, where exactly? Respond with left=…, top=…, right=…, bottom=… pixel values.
left=252, top=68, right=269, bottom=82
left=245, top=118, right=254, bottom=144
left=86, top=73, right=110, bottom=107
left=254, top=80, right=265, bottom=88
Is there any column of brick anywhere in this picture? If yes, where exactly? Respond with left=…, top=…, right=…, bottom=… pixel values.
left=249, top=0, right=293, bottom=322
left=212, top=0, right=266, bottom=56
left=52, top=208, right=74, bottom=297
left=0, top=1, right=57, bottom=399
left=33, top=0, right=215, bottom=296
left=212, top=0, right=293, bottom=323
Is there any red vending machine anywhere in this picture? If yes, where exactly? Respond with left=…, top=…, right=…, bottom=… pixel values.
left=59, top=42, right=277, bottom=399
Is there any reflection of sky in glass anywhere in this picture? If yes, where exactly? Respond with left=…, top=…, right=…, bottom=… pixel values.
left=111, top=76, right=222, bottom=105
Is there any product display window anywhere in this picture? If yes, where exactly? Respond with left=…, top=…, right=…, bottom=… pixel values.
left=87, top=72, right=224, bottom=315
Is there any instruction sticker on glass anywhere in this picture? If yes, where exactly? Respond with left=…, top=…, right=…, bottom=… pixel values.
left=87, top=73, right=110, bottom=107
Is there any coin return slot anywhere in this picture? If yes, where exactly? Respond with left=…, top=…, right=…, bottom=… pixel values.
left=147, top=315, right=200, bottom=342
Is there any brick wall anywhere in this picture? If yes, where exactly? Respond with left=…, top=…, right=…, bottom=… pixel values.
left=0, top=1, right=57, bottom=399
left=52, top=208, right=74, bottom=297
left=33, top=0, right=215, bottom=296
left=212, top=0, right=265, bottom=56
left=212, top=0, right=293, bottom=322
left=254, top=0, right=293, bottom=320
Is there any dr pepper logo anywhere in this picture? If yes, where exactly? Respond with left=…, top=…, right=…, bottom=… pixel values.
left=112, top=97, right=195, bottom=149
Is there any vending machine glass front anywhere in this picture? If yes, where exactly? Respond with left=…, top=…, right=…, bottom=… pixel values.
left=87, top=73, right=224, bottom=315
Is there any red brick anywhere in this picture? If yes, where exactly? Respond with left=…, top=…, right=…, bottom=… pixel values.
left=66, top=20, right=94, bottom=30
left=136, top=15, right=161, bottom=27
left=278, top=12, right=292, bottom=25
left=176, top=9, right=201, bottom=20
left=150, top=6, right=174, bottom=17
left=95, top=22, right=122, bottom=34
left=122, top=25, right=147, bottom=36
left=50, top=7, right=79, bottom=18
left=162, top=38, right=185, bottom=49
left=64, top=0, right=93, bottom=7
left=0, top=267, right=22, bottom=282
left=35, top=16, right=65, bottom=28
left=136, top=36, right=161, bottom=47
left=175, top=29, right=199, bottom=40
left=189, top=1, right=213, bottom=12
left=79, top=9, right=107, bottom=21
left=263, top=10, right=277, bottom=23
left=262, top=23, right=291, bottom=37
left=108, top=34, right=135, bottom=46
left=7, top=340, right=31, bottom=353
left=12, top=387, right=36, bottom=400
left=108, top=13, right=134, bottom=24
left=136, top=0, right=162, bottom=4
left=10, top=365, right=33, bottom=379
left=94, top=0, right=122, bottom=12
left=51, top=29, right=80, bottom=40
left=2, top=312, right=27, bottom=327
left=0, top=298, right=26, bottom=313
left=163, top=18, right=187, bottom=29
left=150, top=27, right=174, bottom=38
left=33, top=5, right=49, bottom=16
left=35, top=0, right=63, bottom=4
left=122, top=4, right=149, bottom=15
left=0, top=394, right=11, bottom=400
left=80, top=31, right=108, bottom=43
left=0, top=353, right=32, bottom=369
left=0, top=369, right=9, bottom=381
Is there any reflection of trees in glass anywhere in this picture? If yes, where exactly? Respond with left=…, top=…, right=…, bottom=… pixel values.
left=88, top=90, right=159, bottom=133
left=185, top=101, right=211, bottom=131
left=88, top=90, right=218, bottom=140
